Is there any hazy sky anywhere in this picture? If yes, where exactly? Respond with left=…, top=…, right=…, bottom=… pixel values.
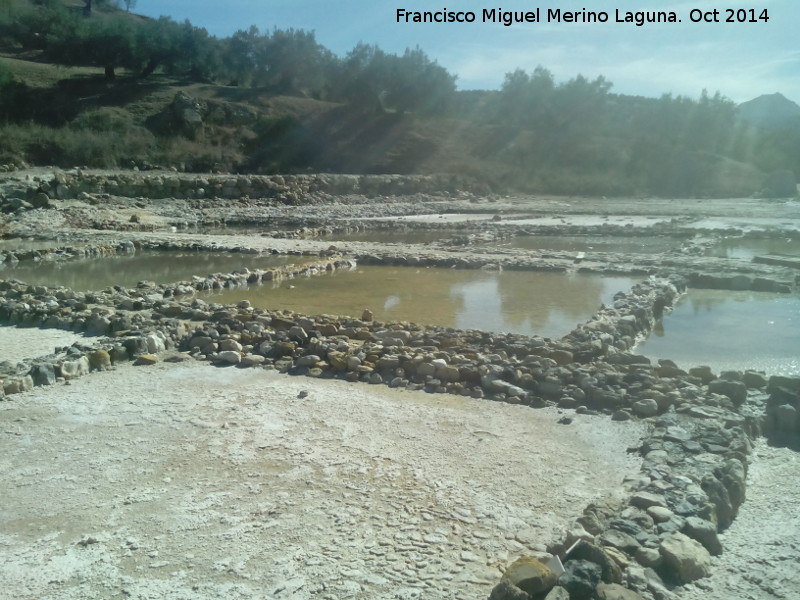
left=135, top=0, right=799, bottom=103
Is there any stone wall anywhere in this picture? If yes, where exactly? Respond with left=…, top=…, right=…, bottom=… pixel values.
left=4, top=170, right=480, bottom=204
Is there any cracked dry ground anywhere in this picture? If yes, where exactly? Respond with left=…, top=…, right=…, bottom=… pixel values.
left=1, top=358, right=646, bottom=600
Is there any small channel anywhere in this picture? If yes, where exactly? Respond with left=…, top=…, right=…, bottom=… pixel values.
left=204, top=266, right=639, bottom=339
left=636, top=289, right=800, bottom=376
left=0, top=250, right=292, bottom=290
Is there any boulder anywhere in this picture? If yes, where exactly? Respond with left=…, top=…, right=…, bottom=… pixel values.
left=217, top=350, right=241, bottom=365
left=597, top=529, right=640, bottom=554
left=287, top=326, right=308, bottom=341
left=240, top=354, right=266, bottom=367
left=219, top=339, right=243, bottom=352
left=658, top=532, right=711, bottom=584
left=89, top=349, right=112, bottom=371
left=326, top=351, right=349, bottom=371
left=548, top=349, right=574, bottom=366
left=701, top=474, right=734, bottom=529
left=688, top=366, right=716, bottom=384
left=682, top=517, right=722, bottom=556
left=59, top=356, right=90, bottom=379
left=296, top=354, right=321, bottom=367
left=543, top=587, right=570, bottom=600
left=774, top=404, right=798, bottom=433
left=707, top=379, right=747, bottom=405
left=436, top=364, right=462, bottom=382
left=169, top=91, right=206, bottom=139
left=630, top=492, right=668, bottom=510
left=30, top=363, right=56, bottom=386
left=558, top=560, right=603, bottom=600
left=488, top=581, right=530, bottom=600
left=122, top=337, right=149, bottom=357
left=632, top=398, right=659, bottom=418
left=145, top=332, right=166, bottom=354
left=646, top=506, right=674, bottom=523
left=500, top=556, right=558, bottom=597
left=133, top=354, right=158, bottom=366
left=742, top=371, right=767, bottom=389
left=4, top=375, right=34, bottom=395
left=566, top=541, right=621, bottom=584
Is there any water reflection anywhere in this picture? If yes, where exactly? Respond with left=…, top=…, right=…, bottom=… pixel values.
left=0, top=251, right=290, bottom=290
left=637, top=289, right=800, bottom=376
left=706, top=236, right=800, bottom=260
left=206, top=266, right=637, bottom=339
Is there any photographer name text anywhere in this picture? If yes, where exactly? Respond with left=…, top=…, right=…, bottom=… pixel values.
left=395, top=7, right=770, bottom=27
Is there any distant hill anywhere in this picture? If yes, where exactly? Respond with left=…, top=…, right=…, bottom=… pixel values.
left=737, top=93, right=800, bottom=129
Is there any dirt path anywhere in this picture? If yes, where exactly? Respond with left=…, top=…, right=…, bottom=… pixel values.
left=0, top=359, right=646, bottom=600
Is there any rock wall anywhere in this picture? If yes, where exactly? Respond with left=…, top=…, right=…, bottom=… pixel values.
left=3, top=170, right=480, bottom=205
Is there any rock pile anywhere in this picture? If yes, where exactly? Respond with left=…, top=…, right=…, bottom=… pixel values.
left=488, top=384, right=764, bottom=600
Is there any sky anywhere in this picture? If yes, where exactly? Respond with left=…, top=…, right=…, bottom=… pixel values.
left=134, top=0, right=799, bottom=104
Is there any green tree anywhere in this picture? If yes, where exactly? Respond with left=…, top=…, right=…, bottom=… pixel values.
left=221, top=25, right=261, bottom=86
left=334, top=43, right=456, bottom=114
left=383, top=46, right=456, bottom=114
left=258, top=28, right=334, bottom=96
left=334, top=42, right=388, bottom=111
left=43, top=16, right=142, bottom=79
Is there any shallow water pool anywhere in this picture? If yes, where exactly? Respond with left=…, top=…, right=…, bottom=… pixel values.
left=205, top=266, right=638, bottom=339
left=706, top=236, right=800, bottom=260
left=0, top=250, right=292, bottom=290
left=636, top=289, right=800, bottom=376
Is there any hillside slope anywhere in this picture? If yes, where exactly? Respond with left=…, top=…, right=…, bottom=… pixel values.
left=0, top=1, right=796, bottom=196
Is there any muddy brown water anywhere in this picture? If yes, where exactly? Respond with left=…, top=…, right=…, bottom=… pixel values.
left=205, top=266, right=639, bottom=339
left=0, top=250, right=292, bottom=290
left=636, top=289, right=800, bottom=376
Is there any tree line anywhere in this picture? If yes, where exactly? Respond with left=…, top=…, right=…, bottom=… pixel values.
left=0, top=0, right=797, bottom=194
left=0, top=0, right=455, bottom=114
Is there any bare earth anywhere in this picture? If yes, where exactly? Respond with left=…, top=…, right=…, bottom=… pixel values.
left=0, top=359, right=646, bottom=600
left=0, top=325, right=85, bottom=363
